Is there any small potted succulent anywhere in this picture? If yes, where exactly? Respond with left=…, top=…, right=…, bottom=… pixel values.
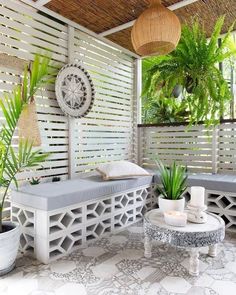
left=155, top=160, right=187, bottom=213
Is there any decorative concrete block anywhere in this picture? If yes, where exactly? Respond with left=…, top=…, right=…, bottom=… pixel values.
left=12, top=184, right=156, bottom=263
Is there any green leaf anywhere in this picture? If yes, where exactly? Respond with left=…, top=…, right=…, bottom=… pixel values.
left=141, top=17, right=236, bottom=126
left=155, top=159, right=187, bottom=200
left=0, top=52, right=54, bottom=231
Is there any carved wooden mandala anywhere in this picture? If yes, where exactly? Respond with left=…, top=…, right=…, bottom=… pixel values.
left=55, top=63, right=95, bottom=118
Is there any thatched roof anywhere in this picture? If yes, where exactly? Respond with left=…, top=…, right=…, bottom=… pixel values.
left=44, top=0, right=236, bottom=54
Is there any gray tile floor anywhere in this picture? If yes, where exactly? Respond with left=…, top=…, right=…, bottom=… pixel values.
left=0, top=221, right=236, bottom=295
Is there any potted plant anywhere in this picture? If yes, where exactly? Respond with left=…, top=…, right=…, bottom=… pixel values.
left=142, top=17, right=236, bottom=126
left=0, top=53, right=54, bottom=275
left=155, top=160, right=187, bottom=213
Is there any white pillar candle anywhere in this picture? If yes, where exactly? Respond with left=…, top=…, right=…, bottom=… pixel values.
left=164, top=210, right=187, bottom=227
left=190, top=186, right=205, bottom=207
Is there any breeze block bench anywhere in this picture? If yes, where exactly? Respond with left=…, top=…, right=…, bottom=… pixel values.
left=11, top=171, right=236, bottom=264
left=11, top=174, right=156, bottom=263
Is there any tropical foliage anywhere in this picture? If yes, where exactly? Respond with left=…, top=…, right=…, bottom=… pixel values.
left=142, top=17, right=236, bottom=126
left=142, top=95, right=189, bottom=124
left=155, top=160, right=187, bottom=200
left=0, top=54, right=55, bottom=232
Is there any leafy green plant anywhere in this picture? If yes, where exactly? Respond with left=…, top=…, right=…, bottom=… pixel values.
left=28, top=176, right=41, bottom=185
left=0, top=53, right=55, bottom=232
left=142, top=95, right=189, bottom=124
left=155, top=160, right=187, bottom=200
left=143, top=17, right=236, bottom=126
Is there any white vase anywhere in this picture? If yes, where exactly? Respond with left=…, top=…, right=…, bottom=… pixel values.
left=0, top=221, right=20, bottom=276
left=158, top=196, right=185, bottom=213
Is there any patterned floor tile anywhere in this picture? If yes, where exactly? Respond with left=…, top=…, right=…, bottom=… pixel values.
left=0, top=222, right=236, bottom=295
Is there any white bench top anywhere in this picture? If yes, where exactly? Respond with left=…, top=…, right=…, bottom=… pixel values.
left=11, top=174, right=153, bottom=211
left=152, top=172, right=236, bottom=193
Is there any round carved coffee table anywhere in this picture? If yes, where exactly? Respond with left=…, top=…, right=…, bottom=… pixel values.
left=144, top=209, right=225, bottom=276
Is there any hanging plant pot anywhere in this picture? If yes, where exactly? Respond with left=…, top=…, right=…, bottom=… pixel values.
left=172, top=84, right=183, bottom=98
left=18, top=99, right=41, bottom=147
left=156, top=81, right=165, bottom=91
left=185, top=76, right=198, bottom=94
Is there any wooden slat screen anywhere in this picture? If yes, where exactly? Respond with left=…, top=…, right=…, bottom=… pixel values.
left=0, top=0, right=69, bottom=181
left=139, top=125, right=214, bottom=173
left=73, top=30, right=135, bottom=174
left=0, top=0, right=136, bottom=182
left=139, top=123, right=236, bottom=174
left=218, top=122, right=236, bottom=174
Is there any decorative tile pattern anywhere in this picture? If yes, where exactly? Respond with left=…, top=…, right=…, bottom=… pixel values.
left=1, top=221, right=236, bottom=295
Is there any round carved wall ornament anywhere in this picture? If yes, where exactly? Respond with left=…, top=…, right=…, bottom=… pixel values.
left=55, top=63, right=95, bottom=118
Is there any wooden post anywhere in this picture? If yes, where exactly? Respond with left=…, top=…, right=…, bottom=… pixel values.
left=134, top=58, right=142, bottom=165
left=68, top=26, right=76, bottom=179
left=212, top=126, right=218, bottom=174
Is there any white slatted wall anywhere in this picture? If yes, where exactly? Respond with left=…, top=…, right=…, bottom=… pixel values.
left=0, top=0, right=69, bottom=181
left=73, top=30, right=135, bottom=174
left=218, top=122, right=236, bottom=173
left=0, top=0, right=136, bottom=182
left=139, top=123, right=236, bottom=174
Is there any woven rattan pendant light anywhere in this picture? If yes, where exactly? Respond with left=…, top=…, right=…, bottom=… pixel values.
left=131, top=0, right=181, bottom=56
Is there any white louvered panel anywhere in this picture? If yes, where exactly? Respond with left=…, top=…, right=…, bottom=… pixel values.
left=77, top=44, right=133, bottom=74
left=0, top=1, right=69, bottom=181
left=1, top=0, right=67, bottom=34
left=0, top=0, right=136, bottom=183
left=218, top=123, right=236, bottom=174
left=140, top=125, right=213, bottom=173
left=76, top=30, right=133, bottom=64
left=0, top=3, right=68, bottom=41
left=73, top=29, right=134, bottom=174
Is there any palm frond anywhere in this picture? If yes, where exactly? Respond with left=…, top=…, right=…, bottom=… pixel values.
left=0, top=52, right=53, bottom=231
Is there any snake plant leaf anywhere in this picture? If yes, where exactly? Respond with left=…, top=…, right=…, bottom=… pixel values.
left=155, top=160, right=187, bottom=200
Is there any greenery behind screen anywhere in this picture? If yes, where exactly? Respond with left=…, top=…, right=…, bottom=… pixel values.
left=142, top=19, right=236, bottom=125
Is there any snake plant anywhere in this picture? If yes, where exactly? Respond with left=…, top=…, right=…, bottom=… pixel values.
left=155, top=160, right=187, bottom=200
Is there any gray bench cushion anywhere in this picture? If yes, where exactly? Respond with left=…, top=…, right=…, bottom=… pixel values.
left=11, top=175, right=153, bottom=211
left=152, top=171, right=236, bottom=193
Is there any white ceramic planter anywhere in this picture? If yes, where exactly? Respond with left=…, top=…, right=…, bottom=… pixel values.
left=158, top=196, right=185, bottom=213
left=0, top=221, right=20, bottom=276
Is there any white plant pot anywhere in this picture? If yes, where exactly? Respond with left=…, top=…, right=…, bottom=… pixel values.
left=0, top=221, right=20, bottom=276
left=158, top=196, right=185, bottom=213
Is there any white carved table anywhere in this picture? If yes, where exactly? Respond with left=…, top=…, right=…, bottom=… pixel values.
left=144, top=209, right=225, bottom=276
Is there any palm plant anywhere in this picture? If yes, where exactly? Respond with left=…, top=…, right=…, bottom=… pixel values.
left=155, top=160, right=187, bottom=200
left=143, top=17, right=236, bottom=126
left=0, top=53, right=55, bottom=232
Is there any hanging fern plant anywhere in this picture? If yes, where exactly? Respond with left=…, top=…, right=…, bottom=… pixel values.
left=143, top=17, right=236, bottom=126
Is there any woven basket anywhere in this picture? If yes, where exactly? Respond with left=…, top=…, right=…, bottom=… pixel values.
left=18, top=100, right=41, bottom=147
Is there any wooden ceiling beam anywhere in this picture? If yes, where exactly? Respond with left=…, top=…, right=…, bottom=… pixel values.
left=99, top=0, right=200, bottom=37
left=34, top=0, right=52, bottom=6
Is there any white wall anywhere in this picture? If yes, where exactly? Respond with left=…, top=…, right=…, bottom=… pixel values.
left=0, top=0, right=137, bottom=181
